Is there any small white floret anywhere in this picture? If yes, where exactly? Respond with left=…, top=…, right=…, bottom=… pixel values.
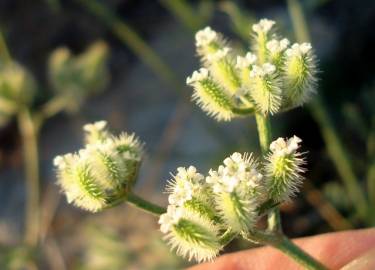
left=186, top=68, right=209, bottom=85
left=195, top=27, right=217, bottom=47
left=252, top=19, right=275, bottom=34
left=236, top=52, right=257, bottom=69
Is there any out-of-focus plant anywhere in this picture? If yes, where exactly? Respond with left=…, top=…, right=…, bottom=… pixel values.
left=0, top=30, right=109, bottom=268
left=53, top=19, right=330, bottom=269
left=48, top=41, right=109, bottom=112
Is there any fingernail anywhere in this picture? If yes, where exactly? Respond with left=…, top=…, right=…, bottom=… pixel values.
left=341, top=248, right=375, bottom=270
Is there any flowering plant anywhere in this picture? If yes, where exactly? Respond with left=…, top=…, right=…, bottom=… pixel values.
left=53, top=19, right=327, bottom=269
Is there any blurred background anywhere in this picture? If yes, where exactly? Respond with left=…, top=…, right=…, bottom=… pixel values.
left=0, top=0, right=374, bottom=269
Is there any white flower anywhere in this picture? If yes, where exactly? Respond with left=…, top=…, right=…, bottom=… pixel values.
left=270, top=135, right=302, bottom=157
left=266, top=38, right=290, bottom=54
left=206, top=152, right=262, bottom=194
left=250, top=63, right=276, bottom=78
left=236, top=52, right=257, bottom=69
left=167, top=166, right=205, bottom=206
left=206, top=152, right=263, bottom=232
left=186, top=68, right=209, bottom=85
left=285, top=43, right=312, bottom=57
left=83, top=120, right=107, bottom=133
left=158, top=205, right=183, bottom=233
left=206, top=47, right=231, bottom=62
left=195, top=27, right=217, bottom=47
left=252, top=19, right=275, bottom=34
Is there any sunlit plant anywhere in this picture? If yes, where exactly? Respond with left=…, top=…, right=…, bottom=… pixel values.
left=53, top=19, right=327, bottom=269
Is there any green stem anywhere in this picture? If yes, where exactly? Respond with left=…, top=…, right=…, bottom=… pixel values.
left=255, top=113, right=283, bottom=233
left=18, top=109, right=40, bottom=247
left=287, top=0, right=369, bottom=223
left=255, top=113, right=272, bottom=155
left=232, top=106, right=254, bottom=116
left=33, top=95, right=70, bottom=129
left=246, top=231, right=328, bottom=270
left=127, top=192, right=166, bottom=216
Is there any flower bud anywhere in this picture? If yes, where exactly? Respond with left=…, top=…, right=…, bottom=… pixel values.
left=266, top=38, right=290, bottom=68
left=167, top=166, right=217, bottom=221
left=83, top=120, right=110, bottom=144
left=206, top=153, right=264, bottom=233
left=186, top=68, right=236, bottom=121
left=252, top=19, right=275, bottom=64
left=48, top=41, right=109, bottom=112
left=249, top=63, right=282, bottom=115
left=195, top=27, right=226, bottom=60
left=283, top=43, right=317, bottom=108
left=54, top=121, right=143, bottom=212
left=0, top=61, right=36, bottom=126
left=158, top=205, right=221, bottom=262
left=265, top=136, right=306, bottom=202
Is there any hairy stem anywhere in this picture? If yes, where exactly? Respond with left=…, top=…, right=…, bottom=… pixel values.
left=255, top=113, right=282, bottom=233
left=18, top=109, right=40, bottom=247
left=246, top=231, right=328, bottom=270
left=127, top=192, right=166, bottom=216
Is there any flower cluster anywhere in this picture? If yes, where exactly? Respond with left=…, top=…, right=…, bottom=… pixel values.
left=187, top=18, right=317, bottom=120
left=159, top=136, right=306, bottom=262
left=54, top=121, right=143, bottom=212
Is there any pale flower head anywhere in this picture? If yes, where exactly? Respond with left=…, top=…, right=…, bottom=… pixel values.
left=270, top=135, right=302, bottom=157
left=266, top=38, right=290, bottom=54
left=186, top=68, right=209, bottom=85
left=195, top=27, right=218, bottom=47
left=250, top=63, right=276, bottom=78
left=252, top=19, right=275, bottom=34
left=285, top=42, right=312, bottom=57
left=236, top=52, right=257, bottom=69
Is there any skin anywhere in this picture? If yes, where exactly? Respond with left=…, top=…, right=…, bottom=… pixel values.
left=188, top=228, right=375, bottom=270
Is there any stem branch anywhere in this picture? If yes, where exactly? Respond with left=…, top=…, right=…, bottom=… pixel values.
left=255, top=113, right=282, bottom=233
left=246, top=231, right=328, bottom=270
left=127, top=192, right=166, bottom=216
left=18, top=109, right=40, bottom=247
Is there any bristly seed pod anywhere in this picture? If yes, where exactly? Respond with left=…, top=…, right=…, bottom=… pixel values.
left=187, top=68, right=236, bottom=121
left=283, top=43, right=317, bottom=108
left=206, top=152, right=264, bottom=233
left=205, top=47, right=241, bottom=95
left=249, top=63, right=282, bottom=115
left=265, top=135, right=306, bottom=202
left=54, top=121, right=143, bottom=212
left=158, top=205, right=221, bottom=262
